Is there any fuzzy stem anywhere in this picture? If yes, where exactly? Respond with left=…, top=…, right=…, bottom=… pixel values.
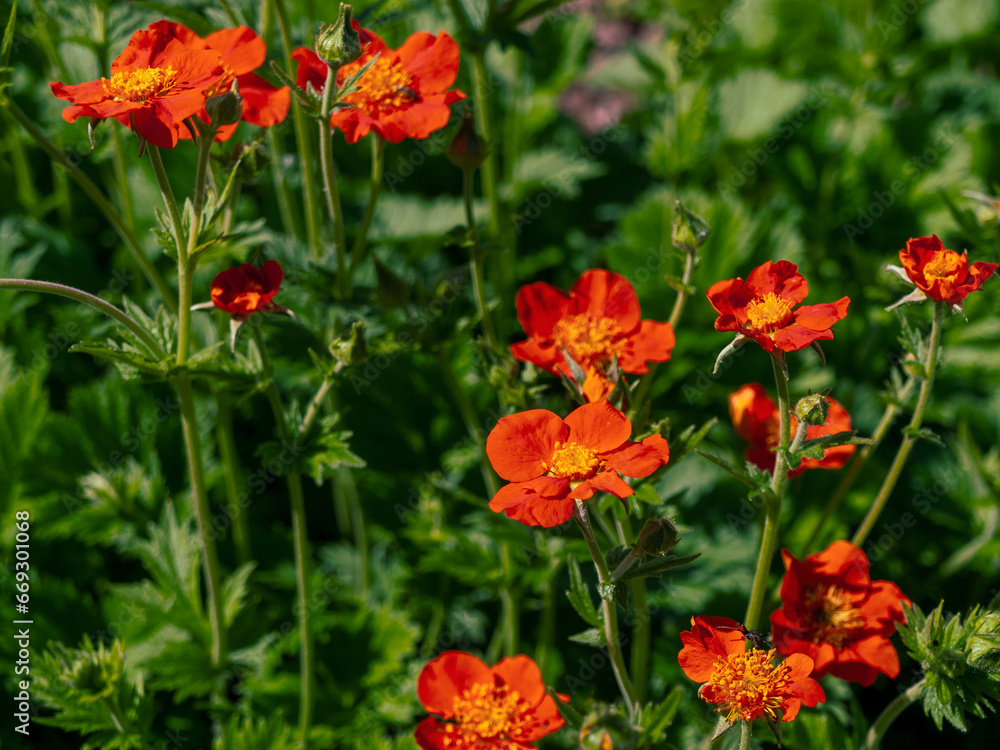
left=273, top=0, right=322, bottom=252
left=215, top=393, right=252, bottom=564
left=251, top=323, right=313, bottom=748
left=852, top=303, right=943, bottom=547
left=3, top=99, right=175, bottom=310
left=616, top=514, right=650, bottom=705
left=348, top=135, right=386, bottom=275
left=317, top=65, right=348, bottom=296
left=0, top=279, right=163, bottom=358
left=862, top=679, right=925, bottom=750
left=803, top=375, right=917, bottom=553
left=743, top=356, right=791, bottom=632
left=738, top=720, right=752, bottom=750
left=464, top=167, right=499, bottom=353
left=574, top=500, right=637, bottom=718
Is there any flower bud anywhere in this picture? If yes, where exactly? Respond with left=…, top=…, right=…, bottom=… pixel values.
left=446, top=109, right=489, bottom=172
left=315, top=4, right=362, bottom=68
left=672, top=200, right=710, bottom=253
left=330, top=321, right=368, bottom=367
left=794, top=393, right=829, bottom=426
left=205, top=79, right=243, bottom=127
left=579, top=703, right=639, bottom=750
left=635, top=516, right=679, bottom=557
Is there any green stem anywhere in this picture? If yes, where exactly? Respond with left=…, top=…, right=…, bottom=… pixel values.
left=743, top=356, right=791, bottom=632
left=853, top=302, right=944, bottom=547
left=268, top=128, right=303, bottom=241
left=273, top=0, right=322, bottom=253
left=215, top=393, right=253, bottom=564
left=251, top=323, right=314, bottom=749
left=110, top=126, right=135, bottom=232
left=862, top=679, right=925, bottom=750
left=3, top=99, right=175, bottom=310
left=802, top=375, right=917, bottom=554
left=615, top=514, right=650, bottom=705
left=317, top=65, right=349, bottom=295
left=176, top=376, right=228, bottom=667
left=738, top=719, right=752, bottom=750
left=573, top=500, right=637, bottom=719
left=146, top=146, right=185, bottom=258
left=0, top=279, right=164, bottom=358
left=348, top=135, right=385, bottom=275
left=435, top=348, right=517, bottom=656
left=464, top=167, right=499, bottom=354
left=628, top=244, right=696, bottom=422
left=470, top=53, right=502, bottom=240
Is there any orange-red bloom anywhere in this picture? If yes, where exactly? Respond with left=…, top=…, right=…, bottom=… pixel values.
left=210, top=260, right=284, bottom=316
left=707, top=261, right=849, bottom=353
left=729, top=383, right=855, bottom=476
left=511, top=270, right=675, bottom=401
left=887, top=235, right=998, bottom=310
left=147, top=21, right=290, bottom=141
left=292, top=27, right=465, bottom=143
left=679, top=616, right=825, bottom=724
left=50, top=27, right=226, bottom=149
left=486, top=400, right=669, bottom=527
left=415, top=651, right=565, bottom=749
left=770, top=541, right=910, bottom=686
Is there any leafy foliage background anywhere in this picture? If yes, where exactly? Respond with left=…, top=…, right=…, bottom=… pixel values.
left=1, top=0, right=999, bottom=748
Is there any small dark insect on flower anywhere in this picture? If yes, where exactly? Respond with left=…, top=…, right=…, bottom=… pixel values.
left=716, top=622, right=772, bottom=651
left=394, top=85, right=421, bottom=102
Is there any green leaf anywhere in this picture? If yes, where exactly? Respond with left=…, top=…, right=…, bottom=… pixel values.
left=70, top=339, right=168, bottom=382
left=566, top=556, right=600, bottom=627
left=222, top=562, right=257, bottom=627
left=639, top=686, right=684, bottom=741
left=1, top=0, right=16, bottom=78
left=215, top=714, right=296, bottom=750
left=902, top=426, right=946, bottom=447
left=568, top=628, right=605, bottom=647
left=618, top=552, right=701, bottom=581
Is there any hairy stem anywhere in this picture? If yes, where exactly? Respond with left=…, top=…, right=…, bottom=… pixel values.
left=574, top=500, right=637, bottom=718
left=853, top=303, right=943, bottom=547
left=348, top=135, right=386, bottom=275
left=4, top=100, right=175, bottom=310
left=464, top=167, right=499, bottom=353
left=862, top=679, right=925, bottom=750
left=743, top=356, right=791, bottom=632
left=317, top=65, right=348, bottom=296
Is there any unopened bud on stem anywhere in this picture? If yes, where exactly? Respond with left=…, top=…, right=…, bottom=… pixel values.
left=316, top=4, right=362, bottom=69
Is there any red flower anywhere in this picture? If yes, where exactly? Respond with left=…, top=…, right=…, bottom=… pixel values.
left=50, top=27, right=227, bottom=149
left=511, top=270, right=675, bottom=401
left=887, top=235, right=998, bottom=310
left=415, top=651, right=565, bottom=749
left=486, top=400, right=669, bottom=527
left=210, top=260, right=284, bottom=316
left=292, top=27, right=466, bottom=143
left=706, top=261, right=850, bottom=353
left=770, top=541, right=910, bottom=686
left=678, top=616, right=825, bottom=724
left=729, top=383, right=855, bottom=476
left=147, top=21, right=290, bottom=141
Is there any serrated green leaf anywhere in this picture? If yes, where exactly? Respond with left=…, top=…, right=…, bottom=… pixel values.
left=222, top=562, right=257, bottom=627
left=641, top=686, right=683, bottom=740
left=568, top=627, right=604, bottom=647
left=566, top=556, right=600, bottom=627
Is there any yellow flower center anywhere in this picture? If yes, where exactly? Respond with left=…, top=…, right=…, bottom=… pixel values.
left=802, top=584, right=865, bottom=649
left=102, top=66, right=177, bottom=102
left=745, top=293, right=794, bottom=334
left=709, top=648, right=791, bottom=723
left=551, top=314, right=624, bottom=366
left=545, top=441, right=600, bottom=482
left=341, top=54, right=418, bottom=113
left=439, top=682, right=530, bottom=748
left=923, top=251, right=961, bottom=280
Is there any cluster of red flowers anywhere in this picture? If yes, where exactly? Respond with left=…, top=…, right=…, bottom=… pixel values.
left=51, top=22, right=289, bottom=148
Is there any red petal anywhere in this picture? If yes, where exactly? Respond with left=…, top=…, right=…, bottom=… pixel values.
left=414, top=716, right=448, bottom=750
left=204, top=26, right=265, bottom=75
left=563, top=400, right=631, bottom=454
left=574, top=471, right=633, bottom=499
left=395, top=31, right=461, bottom=93
left=772, top=323, right=834, bottom=352
left=509, top=338, right=561, bottom=373
left=618, top=319, right=675, bottom=372
left=513, top=693, right=566, bottom=741
left=291, top=46, right=328, bottom=92
left=236, top=72, right=290, bottom=127
left=492, top=655, right=546, bottom=706
left=486, top=410, right=567, bottom=482
left=515, top=281, right=572, bottom=339
left=417, top=651, right=492, bottom=719
left=569, top=269, right=641, bottom=332
left=602, top=434, right=669, bottom=477
left=745, top=260, right=809, bottom=304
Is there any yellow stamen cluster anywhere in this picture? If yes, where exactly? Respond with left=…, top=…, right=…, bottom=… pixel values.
left=545, top=441, right=600, bottom=482
left=440, top=682, right=529, bottom=748
left=102, top=66, right=177, bottom=102
left=551, top=314, right=623, bottom=364
left=342, top=55, right=418, bottom=113
left=708, top=649, right=791, bottom=723
left=745, top=292, right=794, bottom=334
left=802, top=584, right=864, bottom=648
left=922, top=251, right=961, bottom=280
